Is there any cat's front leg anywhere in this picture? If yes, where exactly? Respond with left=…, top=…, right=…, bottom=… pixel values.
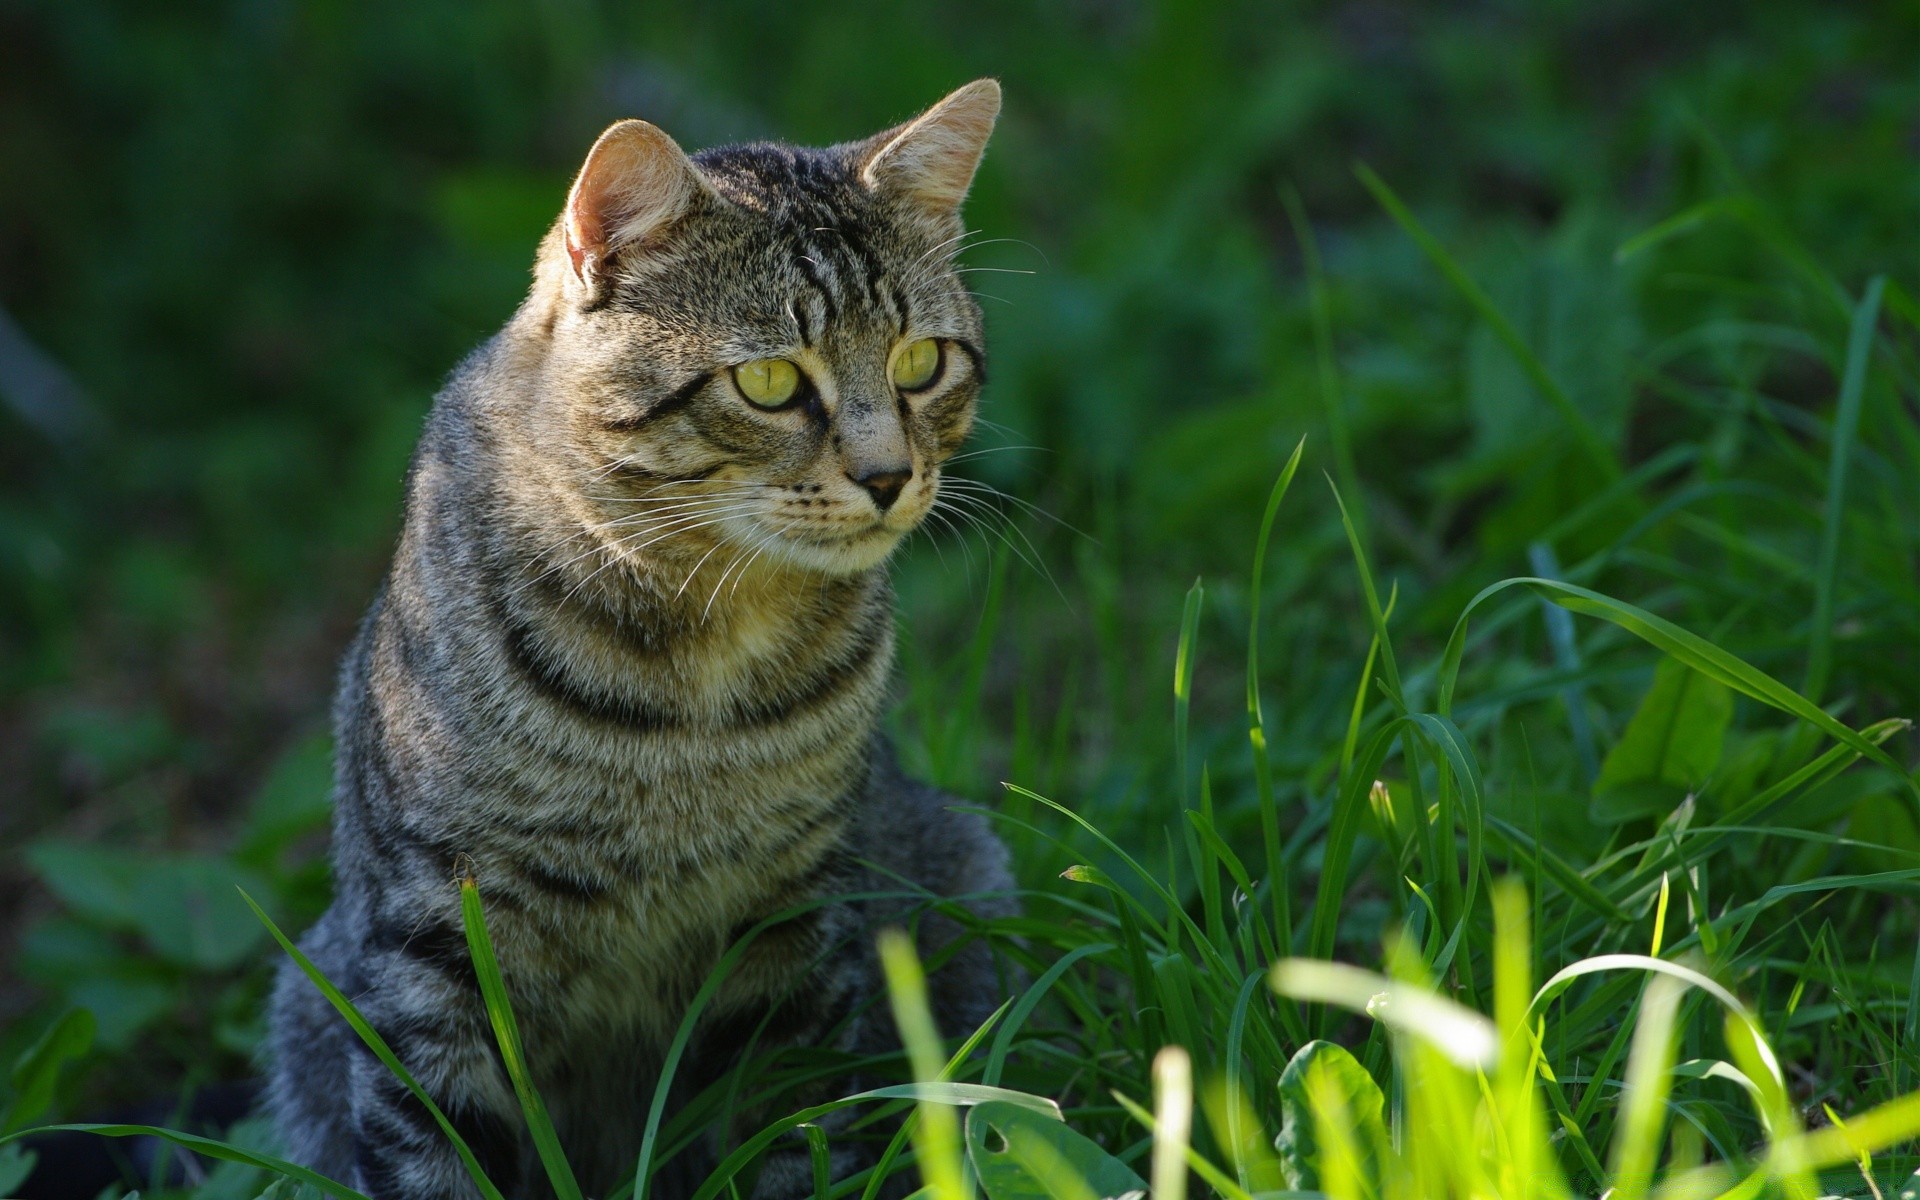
left=688, top=905, right=887, bottom=1200
left=342, top=972, right=527, bottom=1199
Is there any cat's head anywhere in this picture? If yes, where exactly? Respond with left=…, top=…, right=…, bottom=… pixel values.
left=526, top=80, right=999, bottom=581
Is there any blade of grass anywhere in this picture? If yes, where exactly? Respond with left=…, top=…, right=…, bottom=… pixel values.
left=1801, top=275, right=1886, bottom=708
left=1174, top=576, right=1204, bottom=807
left=1436, top=577, right=1916, bottom=798
left=457, top=873, right=584, bottom=1200
left=1112, top=1086, right=1252, bottom=1200
left=1356, top=162, right=1621, bottom=481
left=1271, top=958, right=1500, bottom=1069
left=687, top=1084, right=1059, bottom=1200
left=1608, top=975, right=1685, bottom=1200
left=982, top=942, right=1113, bottom=1087
left=861, top=1004, right=1011, bottom=1200
left=0, top=1124, right=372, bottom=1200
left=623, top=888, right=948, bottom=1200
left=879, top=928, right=970, bottom=1200
left=1329, top=476, right=1405, bottom=710
left=1248, top=437, right=1307, bottom=965
left=1527, top=541, right=1599, bottom=785
left=1152, top=1047, right=1193, bottom=1200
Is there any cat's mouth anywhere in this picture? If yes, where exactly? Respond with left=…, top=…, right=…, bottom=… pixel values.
left=756, top=516, right=911, bottom=575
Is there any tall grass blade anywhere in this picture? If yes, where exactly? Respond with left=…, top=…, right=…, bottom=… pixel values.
left=1247, top=436, right=1307, bottom=962
left=1328, top=477, right=1404, bottom=709
left=1150, top=1047, right=1192, bottom=1200
left=879, top=928, right=971, bottom=1200
left=0, top=1123, right=372, bottom=1200
left=1607, top=975, right=1684, bottom=1200
left=1356, top=162, right=1621, bottom=480
left=625, top=888, right=928, bottom=1200
left=982, top=942, right=1113, bottom=1087
left=687, top=1085, right=1059, bottom=1200
left=1110, top=1089, right=1252, bottom=1200
left=457, top=873, right=584, bottom=1200
left=1174, top=577, right=1204, bottom=806
left=1802, top=274, right=1886, bottom=708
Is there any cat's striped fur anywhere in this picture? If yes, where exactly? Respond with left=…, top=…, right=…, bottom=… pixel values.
left=265, top=81, right=1014, bottom=1199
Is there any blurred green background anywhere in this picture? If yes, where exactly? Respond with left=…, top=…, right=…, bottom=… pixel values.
left=2, top=0, right=1915, bottom=1136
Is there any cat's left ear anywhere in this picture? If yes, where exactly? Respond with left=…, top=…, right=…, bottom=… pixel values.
left=859, top=79, right=1001, bottom=215
left=563, top=119, right=713, bottom=298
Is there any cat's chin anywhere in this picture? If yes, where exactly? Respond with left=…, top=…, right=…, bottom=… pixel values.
left=761, top=527, right=907, bottom=577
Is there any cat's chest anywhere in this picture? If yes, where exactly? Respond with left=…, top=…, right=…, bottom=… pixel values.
left=506, top=840, right=832, bottom=1045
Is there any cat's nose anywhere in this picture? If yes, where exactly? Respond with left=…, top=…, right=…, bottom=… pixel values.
left=851, top=466, right=912, bottom=512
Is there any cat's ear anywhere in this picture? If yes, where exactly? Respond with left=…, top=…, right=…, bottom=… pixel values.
left=859, top=79, right=1000, bottom=215
left=563, top=119, right=709, bottom=295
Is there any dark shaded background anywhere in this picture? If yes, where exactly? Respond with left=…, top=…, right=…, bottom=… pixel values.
left=2, top=0, right=1915, bottom=1134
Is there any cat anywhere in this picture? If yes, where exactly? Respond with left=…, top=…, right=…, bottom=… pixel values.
left=264, top=79, right=1015, bottom=1200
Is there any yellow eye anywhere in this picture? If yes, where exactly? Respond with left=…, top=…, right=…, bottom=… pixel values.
left=732, top=358, right=801, bottom=408
left=892, top=338, right=942, bottom=391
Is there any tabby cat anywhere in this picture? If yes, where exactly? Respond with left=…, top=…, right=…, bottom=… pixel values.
left=265, top=80, right=1014, bottom=1200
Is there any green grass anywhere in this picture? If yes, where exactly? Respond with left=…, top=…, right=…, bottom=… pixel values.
left=3, top=2, right=1917, bottom=1198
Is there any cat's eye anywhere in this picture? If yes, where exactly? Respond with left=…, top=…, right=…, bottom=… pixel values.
left=732, top=358, right=802, bottom=408
left=892, top=338, right=942, bottom=391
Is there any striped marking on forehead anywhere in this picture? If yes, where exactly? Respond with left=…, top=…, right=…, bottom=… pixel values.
left=791, top=222, right=907, bottom=344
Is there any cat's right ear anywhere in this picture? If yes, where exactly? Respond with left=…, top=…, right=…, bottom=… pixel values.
left=563, top=120, right=709, bottom=301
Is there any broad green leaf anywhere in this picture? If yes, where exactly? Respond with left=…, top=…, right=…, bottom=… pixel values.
left=66, top=977, right=174, bottom=1049
left=1592, top=657, right=1733, bottom=822
left=239, top=734, right=334, bottom=857
left=27, top=843, right=272, bottom=970
left=1273, top=1040, right=1388, bottom=1192
left=968, top=1100, right=1144, bottom=1200
left=684, top=1085, right=1058, bottom=1200
left=4, top=1007, right=94, bottom=1133
left=1848, top=790, right=1920, bottom=875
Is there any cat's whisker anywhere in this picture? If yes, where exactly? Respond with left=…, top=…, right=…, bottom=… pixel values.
left=614, top=510, right=759, bottom=556
left=914, top=506, right=961, bottom=574
left=939, top=444, right=1048, bottom=465
left=939, top=488, right=1070, bottom=597
left=968, top=415, right=1027, bottom=440
left=706, top=527, right=781, bottom=621
left=556, top=508, right=759, bottom=609
left=725, top=530, right=781, bottom=603
left=586, top=485, right=766, bottom=502
left=939, top=476, right=1087, bottom=539
left=908, top=226, right=984, bottom=273
left=955, top=235, right=1051, bottom=268
left=927, top=496, right=999, bottom=579
left=933, top=488, right=1064, bottom=600
left=595, top=496, right=768, bottom=523
left=525, top=504, right=763, bottom=604
left=597, top=494, right=768, bottom=520
left=672, top=534, right=735, bottom=602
